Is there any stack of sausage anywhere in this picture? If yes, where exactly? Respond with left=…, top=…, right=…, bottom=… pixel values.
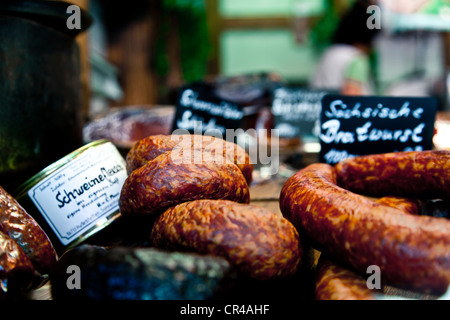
left=119, top=134, right=303, bottom=281
left=280, top=150, right=450, bottom=299
left=50, top=134, right=303, bottom=299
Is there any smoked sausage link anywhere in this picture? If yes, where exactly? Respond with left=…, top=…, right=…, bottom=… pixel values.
left=126, top=134, right=254, bottom=185
left=280, top=163, right=450, bottom=294
left=315, top=255, right=376, bottom=300
left=0, top=186, right=57, bottom=275
left=375, top=196, right=421, bottom=215
left=0, top=230, right=36, bottom=299
left=119, top=151, right=250, bottom=217
left=150, top=199, right=302, bottom=280
left=335, top=150, right=450, bottom=200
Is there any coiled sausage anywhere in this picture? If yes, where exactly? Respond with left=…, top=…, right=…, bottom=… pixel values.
left=280, top=163, right=450, bottom=294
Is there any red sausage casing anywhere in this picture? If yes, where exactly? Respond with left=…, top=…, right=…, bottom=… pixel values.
left=0, top=230, right=36, bottom=299
left=315, top=255, right=377, bottom=300
left=280, top=163, right=450, bottom=294
left=150, top=200, right=302, bottom=280
left=0, top=186, right=57, bottom=275
left=119, top=151, right=250, bottom=217
left=335, top=151, right=450, bottom=200
left=126, top=134, right=254, bottom=185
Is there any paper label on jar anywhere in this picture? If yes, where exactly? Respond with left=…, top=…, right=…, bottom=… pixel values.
left=28, top=142, right=128, bottom=246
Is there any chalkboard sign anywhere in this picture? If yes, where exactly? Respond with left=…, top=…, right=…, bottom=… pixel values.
left=319, top=95, right=438, bottom=164
left=172, top=83, right=245, bottom=136
left=272, top=87, right=329, bottom=140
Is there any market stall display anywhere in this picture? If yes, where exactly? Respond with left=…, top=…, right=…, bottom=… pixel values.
left=2, top=134, right=449, bottom=301
left=1, top=0, right=450, bottom=303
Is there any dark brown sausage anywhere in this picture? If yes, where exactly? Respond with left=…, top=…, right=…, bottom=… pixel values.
left=0, top=186, right=57, bottom=275
left=335, top=150, right=450, bottom=200
left=119, top=151, right=250, bottom=217
left=280, top=163, right=450, bottom=294
left=150, top=199, right=302, bottom=280
left=0, top=230, right=36, bottom=299
left=125, top=134, right=254, bottom=185
left=315, top=255, right=376, bottom=300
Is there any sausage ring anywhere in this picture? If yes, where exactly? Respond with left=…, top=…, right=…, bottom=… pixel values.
left=280, top=160, right=450, bottom=294
left=335, top=150, right=450, bottom=200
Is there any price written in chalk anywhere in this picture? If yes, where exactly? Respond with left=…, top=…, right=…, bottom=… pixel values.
left=319, top=95, right=437, bottom=164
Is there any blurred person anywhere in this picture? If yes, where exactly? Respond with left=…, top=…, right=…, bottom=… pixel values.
left=310, top=0, right=380, bottom=95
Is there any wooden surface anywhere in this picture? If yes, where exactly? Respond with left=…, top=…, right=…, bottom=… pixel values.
left=249, top=177, right=286, bottom=216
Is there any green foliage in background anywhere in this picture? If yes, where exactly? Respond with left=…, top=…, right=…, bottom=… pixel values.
left=309, top=0, right=355, bottom=52
left=154, top=0, right=211, bottom=84
left=309, top=1, right=338, bottom=51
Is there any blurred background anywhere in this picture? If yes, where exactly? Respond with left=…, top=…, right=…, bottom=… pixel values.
left=1, top=0, right=450, bottom=188
left=71, top=0, right=450, bottom=112
left=79, top=0, right=450, bottom=160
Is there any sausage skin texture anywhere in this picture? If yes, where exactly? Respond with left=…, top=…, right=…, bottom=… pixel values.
left=0, top=230, right=36, bottom=299
left=119, top=151, right=250, bottom=217
left=125, top=134, right=254, bottom=185
left=280, top=163, right=450, bottom=294
left=315, top=255, right=376, bottom=300
left=335, top=150, right=450, bottom=200
left=125, top=134, right=178, bottom=174
left=376, top=196, right=449, bottom=218
left=0, top=186, right=57, bottom=275
left=150, top=199, right=302, bottom=281
left=375, top=196, right=421, bottom=215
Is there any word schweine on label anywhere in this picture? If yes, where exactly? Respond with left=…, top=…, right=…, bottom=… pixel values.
left=56, top=165, right=124, bottom=209
left=320, top=120, right=425, bottom=144
left=325, top=100, right=424, bottom=120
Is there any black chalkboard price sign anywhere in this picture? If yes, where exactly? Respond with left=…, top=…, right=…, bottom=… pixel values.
left=319, top=95, right=438, bottom=165
left=172, top=83, right=245, bottom=136
left=272, top=87, right=329, bottom=140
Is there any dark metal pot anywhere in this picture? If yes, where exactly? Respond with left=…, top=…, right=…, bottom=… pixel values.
left=0, top=0, right=92, bottom=191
